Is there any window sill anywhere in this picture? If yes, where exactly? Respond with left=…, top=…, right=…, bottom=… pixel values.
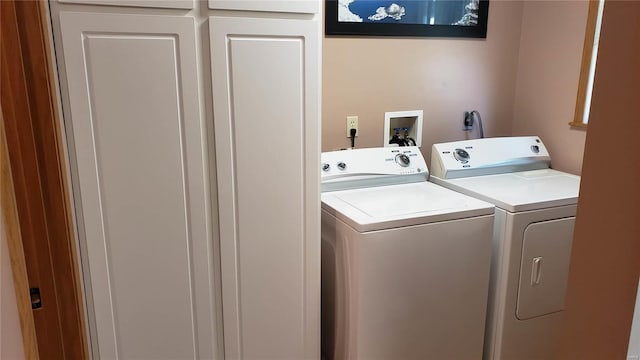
left=569, top=121, right=588, bottom=130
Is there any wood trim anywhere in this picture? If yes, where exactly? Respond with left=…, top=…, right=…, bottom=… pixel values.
left=14, top=2, right=88, bottom=357
left=560, top=0, right=640, bottom=357
left=570, top=0, right=600, bottom=129
left=569, top=122, right=588, bottom=130
left=0, top=1, right=87, bottom=358
left=1, top=111, right=40, bottom=360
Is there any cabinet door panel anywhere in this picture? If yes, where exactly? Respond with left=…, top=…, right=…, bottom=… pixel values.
left=208, top=0, right=319, bottom=14
left=210, top=16, right=320, bottom=360
left=58, top=0, right=194, bottom=9
left=59, top=12, right=216, bottom=359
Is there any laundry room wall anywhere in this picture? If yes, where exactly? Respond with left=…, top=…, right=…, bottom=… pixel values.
left=1, top=212, right=25, bottom=360
left=1, top=114, right=24, bottom=359
left=511, top=1, right=588, bottom=175
left=323, top=1, right=590, bottom=174
left=628, top=280, right=640, bottom=359
left=322, top=1, right=524, bottom=161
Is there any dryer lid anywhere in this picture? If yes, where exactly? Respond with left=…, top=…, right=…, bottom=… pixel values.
left=321, top=181, right=494, bottom=232
left=431, top=169, right=580, bottom=212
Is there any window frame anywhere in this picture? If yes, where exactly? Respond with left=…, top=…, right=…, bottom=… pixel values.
left=571, top=0, right=604, bottom=129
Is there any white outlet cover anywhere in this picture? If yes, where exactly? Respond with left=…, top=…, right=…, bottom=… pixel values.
left=346, top=116, right=358, bottom=137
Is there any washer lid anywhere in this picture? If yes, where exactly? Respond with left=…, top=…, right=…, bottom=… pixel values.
left=321, top=182, right=494, bottom=232
left=431, top=169, right=580, bottom=212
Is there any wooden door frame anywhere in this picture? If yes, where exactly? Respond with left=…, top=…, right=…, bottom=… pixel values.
left=1, top=0, right=87, bottom=358
left=1, top=103, right=40, bottom=360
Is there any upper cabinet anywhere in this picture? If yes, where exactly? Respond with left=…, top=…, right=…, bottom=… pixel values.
left=59, top=0, right=320, bottom=12
left=208, top=0, right=319, bottom=14
left=58, top=0, right=194, bottom=9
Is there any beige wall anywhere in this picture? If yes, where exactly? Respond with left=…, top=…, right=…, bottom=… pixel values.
left=323, top=1, right=524, bottom=161
left=323, top=1, right=589, bottom=174
left=1, top=214, right=25, bottom=360
left=512, top=1, right=588, bottom=175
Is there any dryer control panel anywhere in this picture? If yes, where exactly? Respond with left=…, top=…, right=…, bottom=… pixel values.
left=321, top=147, right=428, bottom=192
left=431, top=136, right=551, bottom=179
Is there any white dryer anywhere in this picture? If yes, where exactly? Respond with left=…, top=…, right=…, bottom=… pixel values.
left=321, top=147, right=495, bottom=360
left=429, top=136, right=581, bottom=360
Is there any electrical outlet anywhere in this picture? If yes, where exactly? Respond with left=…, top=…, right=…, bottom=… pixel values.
left=346, top=116, right=358, bottom=137
left=464, top=111, right=473, bottom=128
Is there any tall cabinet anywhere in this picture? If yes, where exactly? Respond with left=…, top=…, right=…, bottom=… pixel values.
left=210, top=16, right=320, bottom=360
left=48, top=1, right=320, bottom=359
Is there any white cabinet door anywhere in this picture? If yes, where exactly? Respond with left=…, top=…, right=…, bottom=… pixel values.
left=210, top=16, right=320, bottom=360
left=208, top=0, right=319, bottom=14
left=57, top=0, right=194, bottom=9
left=59, top=12, right=218, bottom=359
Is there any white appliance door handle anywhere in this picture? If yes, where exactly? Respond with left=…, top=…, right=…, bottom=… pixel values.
left=531, top=257, right=543, bottom=286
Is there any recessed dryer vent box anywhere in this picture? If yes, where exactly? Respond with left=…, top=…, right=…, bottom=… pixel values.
left=384, top=110, right=423, bottom=147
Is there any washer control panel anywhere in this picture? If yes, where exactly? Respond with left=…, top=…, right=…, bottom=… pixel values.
left=431, top=136, right=551, bottom=179
left=395, top=153, right=411, bottom=167
left=453, top=148, right=470, bottom=163
left=321, top=147, right=428, bottom=191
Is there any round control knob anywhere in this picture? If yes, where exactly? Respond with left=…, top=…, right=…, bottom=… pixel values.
left=337, top=162, right=347, bottom=171
left=531, top=145, right=540, bottom=154
left=395, top=153, right=410, bottom=167
left=322, top=163, right=330, bottom=172
left=453, top=148, right=470, bottom=163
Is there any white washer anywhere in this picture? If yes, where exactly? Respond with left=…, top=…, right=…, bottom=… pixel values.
left=321, top=147, right=495, bottom=360
left=429, top=136, right=581, bottom=360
